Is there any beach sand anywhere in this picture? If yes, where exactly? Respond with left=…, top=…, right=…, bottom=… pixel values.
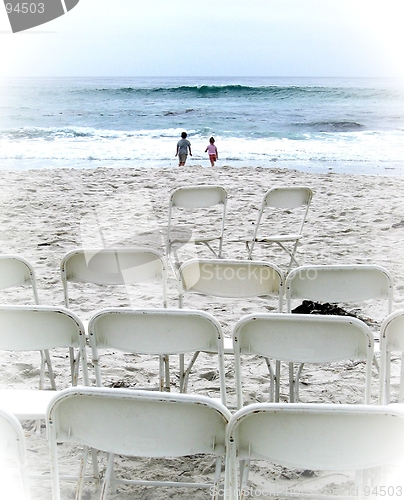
left=1, top=165, right=404, bottom=499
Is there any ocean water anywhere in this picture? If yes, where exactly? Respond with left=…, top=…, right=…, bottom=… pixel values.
left=1, top=76, right=404, bottom=175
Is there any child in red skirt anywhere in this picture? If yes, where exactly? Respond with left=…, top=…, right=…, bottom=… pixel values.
left=205, top=137, right=218, bottom=166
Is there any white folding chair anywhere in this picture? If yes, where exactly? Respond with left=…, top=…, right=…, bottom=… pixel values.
left=166, top=186, right=227, bottom=272
left=233, top=313, right=374, bottom=407
left=61, top=247, right=168, bottom=383
left=0, top=255, right=54, bottom=389
left=225, top=403, right=404, bottom=500
left=178, top=259, right=284, bottom=406
left=379, top=309, right=404, bottom=404
left=0, top=408, right=31, bottom=500
left=0, top=305, right=88, bottom=421
left=286, top=264, right=393, bottom=377
left=246, top=187, right=313, bottom=271
left=48, top=387, right=231, bottom=500
left=88, top=307, right=227, bottom=404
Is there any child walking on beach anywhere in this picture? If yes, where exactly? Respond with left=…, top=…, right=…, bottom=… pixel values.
left=175, top=131, right=192, bottom=166
left=205, top=137, right=218, bottom=166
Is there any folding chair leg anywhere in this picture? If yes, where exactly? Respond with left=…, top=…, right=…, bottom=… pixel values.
left=100, top=453, right=115, bottom=500
left=39, top=349, right=55, bottom=389
left=240, top=459, right=251, bottom=500
left=289, top=362, right=295, bottom=403
left=181, top=351, right=201, bottom=393
left=39, top=350, right=45, bottom=390
left=295, top=363, right=305, bottom=400
left=275, top=360, right=281, bottom=402
left=289, top=362, right=304, bottom=402
left=203, top=241, right=219, bottom=258
left=277, top=241, right=300, bottom=272
left=75, top=446, right=89, bottom=500
left=164, top=354, right=170, bottom=391
left=38, top=350, right=56, bottom=434
left=265, top=358, right=275, bottom=402
left=44, top=349, right=56, bottom=389
left=91, top=448, right=100, bottom=482
left=167, top=246, right=182, bottom=279
left=245, top=240, right=252, bottom=259
left=159, top=354, right=172, bottom=391
left=69, top=347, right=82, bottom=386
left=373, top=354, right=380, bottom=374
left=212, top=457, right=223, bottom=500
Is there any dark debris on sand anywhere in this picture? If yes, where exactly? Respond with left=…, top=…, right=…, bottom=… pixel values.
left=291, top=300, right=374, bottom=327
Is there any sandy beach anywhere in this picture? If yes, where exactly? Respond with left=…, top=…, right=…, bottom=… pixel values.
left=1, top=164, right=404, bottom=499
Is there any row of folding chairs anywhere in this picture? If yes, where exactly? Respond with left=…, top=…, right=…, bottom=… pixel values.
left=0, top=251, right=399, bottom=401
left=0, top=248, right=393, bottom=320
left=2, top=388, right=404, bottom=500
left=166, top=184, right=313, bottom=272
left=0, top=252, right=402, bottom=404
left=0, top=301, right=401, bottom=409
left=0, top=304, right=382, bottom=499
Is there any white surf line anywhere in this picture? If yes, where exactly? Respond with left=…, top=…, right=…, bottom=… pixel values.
left=60, top=0, right=68, bottom=14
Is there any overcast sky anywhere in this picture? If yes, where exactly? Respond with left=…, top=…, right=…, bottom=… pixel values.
left=1, top=0, right=404, bottom=78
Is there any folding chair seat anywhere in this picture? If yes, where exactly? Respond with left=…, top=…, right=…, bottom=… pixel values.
left=379, top=309, right=404, bottom=404
left=0, top=255, right=53, bottom=389
left=246, top=186, right=313, bottom=271
left=89, top=307, right=227, bottom=404
left=166, top=185, right=227, bottom=273
left=225, top=403, right=404, bottom=500
left=0, top=408, right=31, bottom=500
left=233, top=313, right=374, bottom=406
left=47, top=387, right=231, bottom=500
left=60, top=247, right=168, bottom=385
left=0, top=305, right=88, bottom=421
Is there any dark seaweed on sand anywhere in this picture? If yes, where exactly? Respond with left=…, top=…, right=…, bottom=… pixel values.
left=291, top=300, right=373, bottom=327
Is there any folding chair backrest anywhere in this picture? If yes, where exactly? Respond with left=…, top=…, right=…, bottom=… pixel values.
left=48, top=387, right=231, bottom=500
left=0, top=255, right=39, bottom=304
left=170, top=185, right=227, bottom=209
left=286, top=264, right=393, bottom=314
left=179, top=259, right=284, bottom=310
left=0, top=305, right=89, bottom=385
left=61, top=248, right=167, bottom=309
left=48, top=387, right=230, bottom=456
left=234, top=313, right=373, bottom=363
left=233, top=313, right=374, bottom=406
left=227, top=402, right=404, bottom=471
left=264, top=186, right=312, bottom=210
left=379, top=310, right=404, bottom=404
left=0, top=408, right=31, bottom=500
left=90, top=308, right=222, bottom=355
left=88, top=308, right=226, bottom=403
